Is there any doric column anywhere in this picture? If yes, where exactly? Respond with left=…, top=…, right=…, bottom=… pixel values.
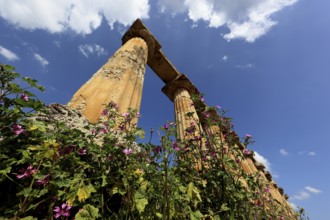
left=162, top=74, right=201, bottom=140
left=68, top=37, right=148, bottom=123
left=173, top=88, right=201, bottom=139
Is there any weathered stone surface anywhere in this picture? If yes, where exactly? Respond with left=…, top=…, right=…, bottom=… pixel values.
left=68, top=37, right=148, bottom=123
left=32, top=104, right=90, bottom=132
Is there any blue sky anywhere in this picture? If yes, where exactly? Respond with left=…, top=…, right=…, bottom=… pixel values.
left=0, top=0, right=329, bottom=219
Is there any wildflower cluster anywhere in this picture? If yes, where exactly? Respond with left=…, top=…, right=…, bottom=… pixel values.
left=0, top=64, right=307, bottom=219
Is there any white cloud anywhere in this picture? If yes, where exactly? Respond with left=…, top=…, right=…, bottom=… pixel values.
left=158, top=0, right=298, bottom=42
left=222, top=55, right=228, bottom=61
left=0, top=0, right=150, bottom=34
left=291, top=186, right=322, bottom=201
left=34, top=53, right=49, bottom=67
left=307, top=151, right=316, bottom=156
left=292, top=191, right=311, bottom=201
left=78, top=44, right=107, bottom=58
left=254, top=151, right=271, bottom=172
left=236, top=63, right=254, bottom=69
left=299, top=150, right=317, bottom=156
left=280, top=148, right=288, bottom=156
left=0, top=45, right=19, bottom=61
left=305, top=186, right=321, bottom=194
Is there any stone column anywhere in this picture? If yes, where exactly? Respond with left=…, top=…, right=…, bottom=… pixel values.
left=68, top=37, right=148, bottom=123
left=162, top=75, right=201, bottom=140
left=173, top=88, right=202, bottom=139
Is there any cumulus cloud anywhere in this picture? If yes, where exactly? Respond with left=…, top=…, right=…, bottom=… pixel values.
left=280, top=148, right=289, bottom=156
left=158, top=0, right=298, bottom=42
left=292, top=191, right=311, bottom=201
left=34, top=53, right=49, bottom=67
left=307, top=151, right=316, bottom=156
left=254, top=151, right=271, bottom=172
left=222, top=55, right=228, bottom=61
left=0, top=45, right=19, bottom=61
left=0, top=0, right=150, bottom=34
left=291, top=186, right=322, bottom=201
left=299, top=150, right=317, bottom=156
left=305, top=186, right=321, bottom=194
left=79, top=44, right=107, bottom=58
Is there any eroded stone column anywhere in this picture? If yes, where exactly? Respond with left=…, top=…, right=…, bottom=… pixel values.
left=173, top=88, right=202, bottom=139
left=68, top=37, right=148, bottom=123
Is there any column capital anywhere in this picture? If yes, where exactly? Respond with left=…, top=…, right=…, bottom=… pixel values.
left=162, top=74, right=199, bottom=101
left=122, top=19, right=160, bottom=62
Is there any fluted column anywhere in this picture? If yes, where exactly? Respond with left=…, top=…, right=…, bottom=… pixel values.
left=68, top=37, right=148, bottom=123
left=173, top=88, right=201, bottom=139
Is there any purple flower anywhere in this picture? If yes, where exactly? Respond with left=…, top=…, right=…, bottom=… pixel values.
left=122, top=112, right=130, bottom=117
left=235, top=158, right=241, bottom=163
left=91, top=129, right=96, bottom=135
left=53, top=203, right=72, bottom=219
left=164, top=124, right=169, bottom=130
left=99, top=127, right=107, bottom=134
left=153, top=146, right=162, bottom=155
left=123, top=148, right=133, bottom=155
left=172, top=142, right=180, bottom=151
left=77, top=148, right=87, bottom=155
left=243, top=149, right=251, bottom=155
left=20, top=93, right=29, bottom=101
left=200, top=96, right=205, bottom=102
left=216, top=105, right=221, bottom=109
left=264, top=186, right=270, bottom=193
left=279, top=216, right=284, bottom=220
left=35, top=174, right=50, bottom=186
left=101, top=109, right=108, bottom=116
left=12, top=124, right=25, bottom=135
left=17, top=165, right=36, bottom=179
left=59, top=145, right=76, bottom=156
left=246, top=134, right=251, bottom=138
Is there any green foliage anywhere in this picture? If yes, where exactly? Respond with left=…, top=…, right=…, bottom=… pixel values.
left=0, top=64, right=306, bottom=219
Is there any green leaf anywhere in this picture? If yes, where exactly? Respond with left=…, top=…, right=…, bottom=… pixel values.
left=29, top=121, right=46, bottom=132
left=101, top=175, right=108, bottom=187
left=75, top=204, right=100, bottom=220
left=155, top=212, right=163, bottom=219
left=77, top=184, right=96, bottom=202
left=17, top=188, right=32, bottom=198
left=220, top=203, right=230, bottom=212
left=19, top=216, right=37, bottom=220
left=190, top=210, right=203, bottom=220
left=134, top=191, right=148, bottom=213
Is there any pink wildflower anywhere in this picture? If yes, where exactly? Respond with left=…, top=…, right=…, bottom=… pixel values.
left=153, top=146, right=162, bottom=155
left=35, top=174, right=50, bottom=186
left=172, top=142, right=180, bottom=151
left=20, top=93, right=29, bottom=101
left=16, top=165, right=36, bottom=179
left=53, top=203, right=72, bottom=219
left=243, top=149, right=251, bottom=155
left=123, top=148, right=133, bottom=155
left=122, top=112, right=130, bottom=117
left=101, top=109, right=108, bottom=116
left=216, top=105, right=221, bottom=109
left=246, top=134, right=251, bottom=138
left=12, top=124, right=25, bottom=135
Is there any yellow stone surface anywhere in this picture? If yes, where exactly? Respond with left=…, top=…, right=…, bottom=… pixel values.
left=68, top=37, right=148, bottom=123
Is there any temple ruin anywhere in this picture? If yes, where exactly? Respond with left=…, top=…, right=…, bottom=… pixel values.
left=67, top=19, right=296, bottom=218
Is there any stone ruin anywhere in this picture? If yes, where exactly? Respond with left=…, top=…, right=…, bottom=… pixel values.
left=57, top=19, right=295, bottom=218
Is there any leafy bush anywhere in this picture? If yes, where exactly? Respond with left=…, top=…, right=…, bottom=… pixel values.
left=0, top=64, right=305, bottom=219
